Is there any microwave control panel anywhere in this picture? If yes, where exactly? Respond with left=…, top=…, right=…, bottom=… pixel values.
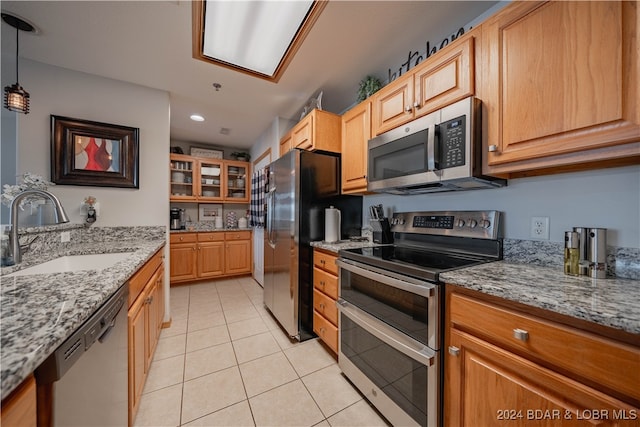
left=439, top=115, right=465, bottom=169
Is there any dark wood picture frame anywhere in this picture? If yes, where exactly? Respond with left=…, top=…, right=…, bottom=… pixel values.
left=51, top=115, right=139, bottom=188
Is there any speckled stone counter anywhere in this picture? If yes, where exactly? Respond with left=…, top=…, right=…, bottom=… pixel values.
left=310, top=239, right=383, bottom=254
left=441, top=261, right=640, bottom=336
left=0, top=229, right=165, bottom=400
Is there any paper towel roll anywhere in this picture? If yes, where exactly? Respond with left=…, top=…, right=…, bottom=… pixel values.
left=325, top=206, right=341, bottom=243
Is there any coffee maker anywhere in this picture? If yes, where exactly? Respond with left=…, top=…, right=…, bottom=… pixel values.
left=170, top=208, right=185, bottom=230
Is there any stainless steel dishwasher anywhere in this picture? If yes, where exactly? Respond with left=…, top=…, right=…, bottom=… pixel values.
left=35, top=283, right=128, bottom=426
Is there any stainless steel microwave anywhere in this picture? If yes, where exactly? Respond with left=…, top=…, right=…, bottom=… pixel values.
left=367, top=97, right=506, bottom=194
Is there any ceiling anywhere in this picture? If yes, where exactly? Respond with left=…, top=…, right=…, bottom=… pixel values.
left=1, top=1, right=500, bottom=150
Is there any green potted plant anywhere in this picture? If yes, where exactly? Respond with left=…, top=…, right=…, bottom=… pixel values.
left=231, top=152, right=251, bottom=162
left=357, top=75, right=383, bottom=102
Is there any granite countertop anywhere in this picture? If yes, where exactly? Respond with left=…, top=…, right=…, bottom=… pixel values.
left=441, top=261, right=640, bottom=336
left=0, top=239, right=166, bottom=400
left=310, top=239, right=383, bottom=253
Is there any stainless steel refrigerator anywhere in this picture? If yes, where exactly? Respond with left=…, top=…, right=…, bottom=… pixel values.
left=264, top=149, right=362, bottom=341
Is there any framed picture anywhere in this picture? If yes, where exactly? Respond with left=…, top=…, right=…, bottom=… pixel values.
left=51, top=115, right=139, bottom=188
left=199, top=204, right=222, bottom=221
left=190, top=146, right=223, bottom=159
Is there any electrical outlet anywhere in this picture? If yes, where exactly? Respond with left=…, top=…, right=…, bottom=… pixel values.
left=60, top=231, right=71, bottom=243
left=530, top=216, right=550, bottom=240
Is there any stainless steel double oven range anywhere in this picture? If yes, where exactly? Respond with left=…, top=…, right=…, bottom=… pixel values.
left=337, top=210, right=503, bottom=427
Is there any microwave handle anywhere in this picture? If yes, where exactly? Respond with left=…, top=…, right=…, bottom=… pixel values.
left=427, top=124, right=437, bottom=171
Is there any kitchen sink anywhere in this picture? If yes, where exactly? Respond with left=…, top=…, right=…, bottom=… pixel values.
left=6, top=252, right=133, bottom=277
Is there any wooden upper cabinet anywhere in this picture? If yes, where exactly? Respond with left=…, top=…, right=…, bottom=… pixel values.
left=413, top=36, right=474, bottom=119
left=482, top=1, right=640, bottom=175
left=279, top=132, right=293, bottom=157
left=372, top=30, right=478, bottom=136
left=293, top=115, right=313, bottom=150
left=289, top=109, right=342, bottom=153
left=371, top=71, right=414, bottom=136
left=341, top=100, right=371, bottom=194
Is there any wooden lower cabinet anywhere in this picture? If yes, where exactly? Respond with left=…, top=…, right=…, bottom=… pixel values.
left=312, top=249, right=339, bottom=354
left=445, top=287, right=640, bottom=427
left=1, top=375, right=36, bottom=427
left=169, top=233, right=197, bottom=282
left=128, top=248, right=165, bottom=426
left=170, top=231, right=252, bottom=284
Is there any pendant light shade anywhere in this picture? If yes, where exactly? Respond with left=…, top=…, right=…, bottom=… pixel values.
left=4, top=83, right=30, bottom=114
left=2, top=13, right=35, bottom=114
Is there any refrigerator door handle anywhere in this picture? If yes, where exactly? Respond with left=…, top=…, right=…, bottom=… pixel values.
left=267, top=187, right=276, bottom=247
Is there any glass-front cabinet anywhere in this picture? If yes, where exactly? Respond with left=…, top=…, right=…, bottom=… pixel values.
left=170, top=154, right=196, bottom=200
left=224, top=160, right=249, bottom=202
left=169, top=154, right=250, bottom=203
left=198, top=159, right=224, bottom=202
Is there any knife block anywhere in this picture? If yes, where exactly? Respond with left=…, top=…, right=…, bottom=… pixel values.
left=370, top=218, right=393, bottom=244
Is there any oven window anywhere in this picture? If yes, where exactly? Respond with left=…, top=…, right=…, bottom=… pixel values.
left=341, top=314, right=428, bottom=427
left=369, top=129, right=428, bottom=181
left=340, top=268, right=430, bottom=345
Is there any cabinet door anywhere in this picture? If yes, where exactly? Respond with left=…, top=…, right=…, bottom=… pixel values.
left=198, top=241, right=225, bottom=278
left=1, top=375, right=36, bottom=427
left=156, top=265, right=165, bottom=333
left=170, top=155, right=196, bottom=201
left=128, top=296, right=146, bottom=421
left=145, top=281, right=158, bottom=370
left=169, top=243, right=197, bottom=282
left=483, top=1, right=640, bottom=174
left=224, top=161, right=249, bottom=202
left=280, top=132, right=292, bottom=157
left=341, top=101, right=370, bottom=194
left=371, top=72, right=414, bottom=136
left=198, top=159, right=224, bottom=201
left=446, top=329, right=639, bottom=427
left=293, top=115, right=313, bottom=149
left=414, top=36, right=474, bottom=118
left=225, top=239, right=251, bottom=274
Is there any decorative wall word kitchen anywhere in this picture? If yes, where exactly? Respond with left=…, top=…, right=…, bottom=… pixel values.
left=51, top=115, right=139, bottom=188
left=387, top=25, right=471, bottom=83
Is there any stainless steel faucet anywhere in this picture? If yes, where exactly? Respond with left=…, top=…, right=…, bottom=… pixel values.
left=8, top=189, right=69, bottom=265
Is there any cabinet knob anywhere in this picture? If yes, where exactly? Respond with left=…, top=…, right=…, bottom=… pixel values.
left=448, top=346, right=460, bottom=356
left=320, top=281, right=325, bottom=287
left=319, top=303, right=325, bottom=309
left=513, top=328, right=529, bottom=342
left=193, top=247, right=196, bottom=251
left=413, top=101, right=421, bottom=109
left=180, top=236, right=184, bottom=241
left=405, top=105, right=412, bottom=112
left=488, top=144, right=499, bottom=153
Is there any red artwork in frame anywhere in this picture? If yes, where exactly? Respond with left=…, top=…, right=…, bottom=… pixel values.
left=51, top=115, right=139, bottom=188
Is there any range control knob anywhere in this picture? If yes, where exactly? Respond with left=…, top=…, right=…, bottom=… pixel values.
left=468, top=219, right=478, bottom=228
left=400, top=219, right=406, bottom=225
left=457, top=219, right=465, bottom=228
left=480, top=220, right=491, bottom=229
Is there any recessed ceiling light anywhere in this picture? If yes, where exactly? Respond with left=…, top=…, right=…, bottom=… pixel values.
left=220, top=127, right=230, bottom=135
left=190, top=114, right=205, bottom=122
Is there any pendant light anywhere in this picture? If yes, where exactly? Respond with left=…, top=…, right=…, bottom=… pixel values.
left=2, top=13, right=35, bottom=114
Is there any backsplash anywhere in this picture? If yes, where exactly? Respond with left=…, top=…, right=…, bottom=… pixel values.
left=504, top=239, right=640, bottom=280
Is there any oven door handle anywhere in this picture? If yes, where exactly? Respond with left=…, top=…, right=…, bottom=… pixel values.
left=337, top=299, right=436, bottom=366
left=336, top=258, right=435, bottom=298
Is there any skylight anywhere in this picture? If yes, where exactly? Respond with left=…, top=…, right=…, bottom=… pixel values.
left=192, top=0, right=326, bottom=82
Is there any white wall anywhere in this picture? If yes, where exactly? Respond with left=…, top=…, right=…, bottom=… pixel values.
left=364, top=165, right=640, bottom=248
left=18, top=59, right=171, bottom=318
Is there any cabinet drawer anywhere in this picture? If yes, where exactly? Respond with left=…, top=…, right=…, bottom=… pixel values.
left=224, top=231, right=251, bottom=240
left=313, top=289, right=338, bottom=326
left=129, top=248, right=163, bottom=307
left=314, top=310, right=338, bottom=354
left=313, top=250, right=338, bottom=275
left=450, top=292, right=640, bottom=402
left=197, top=232, right=224, bottom=242
left=170, top=233, right=197, bottom=244
left=313, top=267, right=338, bottom=299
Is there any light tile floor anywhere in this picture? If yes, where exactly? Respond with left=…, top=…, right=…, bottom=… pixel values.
left=134, top=276, right=389, bottom=427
